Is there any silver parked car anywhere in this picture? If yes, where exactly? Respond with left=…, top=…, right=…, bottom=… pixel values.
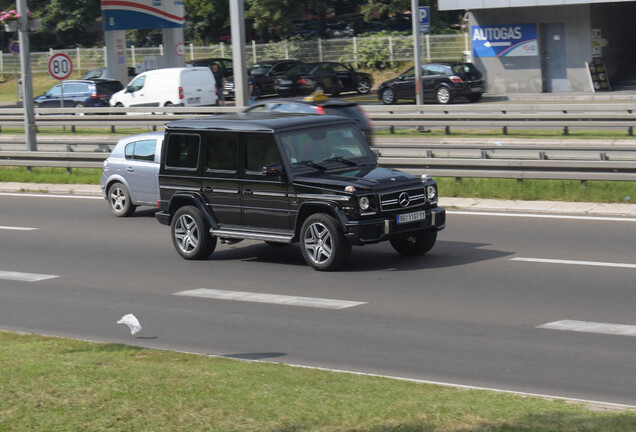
left=100, top=132, right=164, bottom=217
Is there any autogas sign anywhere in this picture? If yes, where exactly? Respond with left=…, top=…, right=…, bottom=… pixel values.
left=472, top=23, right=537, bottom=57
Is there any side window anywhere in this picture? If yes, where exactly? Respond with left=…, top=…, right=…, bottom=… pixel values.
left=133, top=139, right=157, bottom=161
left=125, top=142, right=134, bottom=160
left=48, top=84, right=62, bottom=97
left=245, top=134, right=280, bottom=173
left=165, top=134, right=200, bottom=169
left=206, top=133, right=238, bottom=171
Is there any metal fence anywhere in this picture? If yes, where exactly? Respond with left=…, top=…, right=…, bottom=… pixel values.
left=0, top=33, right=470, bottom=78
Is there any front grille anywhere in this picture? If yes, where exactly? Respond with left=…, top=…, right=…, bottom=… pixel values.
left=380, top=187, right=426, bottom=212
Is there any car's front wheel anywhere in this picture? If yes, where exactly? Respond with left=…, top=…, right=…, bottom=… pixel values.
left=107, top=182, right=136, bottom=217
left=171, top=205, right=217, bottom=260
left=381, top=87, right=396, bottom=105
left=300, top=214, right=351, bottom=271
left=390, top=230, right=437, bottom=256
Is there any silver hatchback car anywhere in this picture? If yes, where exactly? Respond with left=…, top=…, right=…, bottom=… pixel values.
left=100, top=132, right=164, bottom=217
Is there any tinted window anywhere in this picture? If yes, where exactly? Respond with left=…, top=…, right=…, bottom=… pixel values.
left=245, top=134, right=280, bottom=173
left=206, top=133, right=238, bottom=171
left=97, top=81, right=124, bottom=94
left=165, top=134, right=200, bottom=169
left=249, top=63, right=274, bottom=75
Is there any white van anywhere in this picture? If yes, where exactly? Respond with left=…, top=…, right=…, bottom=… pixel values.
left=109, top=67, right=217, bottom=108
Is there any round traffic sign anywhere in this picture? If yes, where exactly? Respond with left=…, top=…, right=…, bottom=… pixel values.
left=9, top=41, right=19, bottom=55
left=48, top=53, right=73, bottom=80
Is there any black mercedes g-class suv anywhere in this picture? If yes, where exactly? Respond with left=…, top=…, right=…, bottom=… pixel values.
left=155, top=113, right=445, bottom=271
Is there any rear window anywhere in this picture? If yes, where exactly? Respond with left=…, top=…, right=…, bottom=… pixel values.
left=452, top=63, right=482, bottom=78
left=165, top=134, right=200, bottom=169
left=96, top=81, right=124, bottom=94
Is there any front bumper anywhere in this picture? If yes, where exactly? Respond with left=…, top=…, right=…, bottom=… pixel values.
left=344, top=206, right=446, bottom=245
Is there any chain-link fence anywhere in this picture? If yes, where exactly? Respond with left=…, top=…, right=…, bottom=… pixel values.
left=0, top=33, right=470, bottom=77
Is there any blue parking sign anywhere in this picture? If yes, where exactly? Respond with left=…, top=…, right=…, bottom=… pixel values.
left=419, top=6, right=430, bottom=33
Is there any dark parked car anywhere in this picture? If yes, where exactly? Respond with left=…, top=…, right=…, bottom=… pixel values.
left=225, top=60, right=303, bottom=100
left=34, top=79, right=124, bottom=108
left=243, top=93, right=374, bottom=143
left=275, top=62, right=372, bottom=97
left=82, top=67, right=137, bottom=84
left=100, top=132, right=164, bottom=217
left=377, top=62, right=485, bottom=105
left=155, top=113, right=445, bottom=271
left=186, top=57, right=233, bottom=78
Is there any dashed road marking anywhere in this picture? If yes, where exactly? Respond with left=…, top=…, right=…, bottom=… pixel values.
left=174, top=288, right=366, bottom=309
left=0, top=225, right=38, bottom=231
left=510, top=257, right=636, bottom=269
left=538, top=320, right=636, bottom=337
left=0, top=270, right=59, bottom=282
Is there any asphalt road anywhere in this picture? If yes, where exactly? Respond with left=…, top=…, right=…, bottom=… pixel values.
left=1, top=193, right=635, bottom=407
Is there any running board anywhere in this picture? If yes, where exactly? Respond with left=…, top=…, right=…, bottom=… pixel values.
left=210, top=228, right=294, bottom=244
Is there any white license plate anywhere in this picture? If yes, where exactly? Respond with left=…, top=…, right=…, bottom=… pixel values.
left=279, top=79, right=292, bottom=85
left=187, top=97, right=200, bottom=104
left=471, top=87, right=482, bottom=92
left=397, top=210, right=427, bottom=224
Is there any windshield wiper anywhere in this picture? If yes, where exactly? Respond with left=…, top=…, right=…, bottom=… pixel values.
left=322, top=156, right=357, bottom=166
left=296, top=160, right=327, bottom=170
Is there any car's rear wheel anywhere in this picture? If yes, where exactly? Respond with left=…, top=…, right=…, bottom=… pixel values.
left=436, top=87, right=452, bottom=104
left=357, top=78, right=371, bottom=94
left=300, top=214, right=351, bottom=271
left=171, top=205, right=217, bottom=260
left=381, top=87, right=396, bottom=105
left=390, top=230, right=437, bottom=256
left=107, top=182, right=136, bottom=217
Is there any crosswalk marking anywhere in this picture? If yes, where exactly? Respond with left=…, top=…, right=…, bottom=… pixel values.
left=174, top=288, right=366, bottom=310
left=538, top=320, right=636, bottom=337
left=0, top=270, right=59, bottom=282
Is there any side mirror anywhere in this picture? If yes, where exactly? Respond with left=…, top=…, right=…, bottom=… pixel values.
left=262, top=163, right=285, bottom=176
left=372, top=150, right=379, bottom=160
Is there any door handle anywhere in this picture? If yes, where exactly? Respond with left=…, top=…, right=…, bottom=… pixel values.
left=126, top=167, right=134, bottom=172
left=203, top=186, right=212, bottom=192
left=243, top=189, right=253, bottom=195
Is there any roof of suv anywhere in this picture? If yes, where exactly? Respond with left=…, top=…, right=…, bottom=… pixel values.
left=165, top=112, right=354, bottom=133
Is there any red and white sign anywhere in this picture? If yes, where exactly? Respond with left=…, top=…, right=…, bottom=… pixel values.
left=175, top=42, right=185, bottom=57
left=48, top=53, right=73, bottom=80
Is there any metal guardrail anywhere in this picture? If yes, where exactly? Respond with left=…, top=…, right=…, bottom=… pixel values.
left=2, top=103, right=636, bottom=181
left=1, top=103, right=636, bottom=135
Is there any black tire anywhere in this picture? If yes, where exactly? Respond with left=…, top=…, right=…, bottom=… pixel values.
left=107, top=182, right=136, bottom=217
left=300, top=214, right=351, bottom=271
left=436, top=87, right=452, bottom=104
left=74, top=102, right=85, bottom=116
left=390, top=230, right=438, bottom=256
left=357, top=78, right=371, bottom=94
left=171, top=205, right=217, bottom=260
left=381, top=87, right=396, bottom=105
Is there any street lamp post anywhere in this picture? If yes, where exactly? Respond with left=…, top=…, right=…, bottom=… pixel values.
left=17, top=0, right=37, bottom=151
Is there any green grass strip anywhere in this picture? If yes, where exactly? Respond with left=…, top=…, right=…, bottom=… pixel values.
left=1, top=331, right=634, bottom=431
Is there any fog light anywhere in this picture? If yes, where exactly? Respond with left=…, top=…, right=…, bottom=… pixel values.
left=359, top=196, right=370, bottom=211
left=427, top=185, right=437, bottom=200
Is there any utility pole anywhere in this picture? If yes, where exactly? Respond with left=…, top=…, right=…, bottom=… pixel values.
left=230, top=0, right=248, bottom=107
left=411, top=0, right=424, bottom=106
left=17, top=0, right=37, bottom=151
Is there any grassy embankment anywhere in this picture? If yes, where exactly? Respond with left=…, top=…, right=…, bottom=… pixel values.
left=1, top=331, right=635, bottom=431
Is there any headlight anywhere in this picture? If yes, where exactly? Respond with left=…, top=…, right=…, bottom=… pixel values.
left=427, top=185, right=437, bottom=200
left=359, top=196, right=370, bottom=211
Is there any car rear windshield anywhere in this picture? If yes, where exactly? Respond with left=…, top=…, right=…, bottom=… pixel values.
left=452, top=64, right=482, bottom=79
left=324, top=105, right=367, bottom=126
left=96, top=81, right=124, bottom=94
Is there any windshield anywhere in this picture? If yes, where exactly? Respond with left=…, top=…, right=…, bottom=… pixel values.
left=249, top=63, right=274, bottom=75
left=279, top=125, right=372, bottom=168
left=286, top=63, right=315, bottom=75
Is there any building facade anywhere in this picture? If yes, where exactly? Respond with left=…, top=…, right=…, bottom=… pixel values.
left=438, top=0, right=636, bottom=93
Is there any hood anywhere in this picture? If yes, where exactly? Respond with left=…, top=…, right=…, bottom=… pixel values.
left=293, top=166, right=422, bottom=192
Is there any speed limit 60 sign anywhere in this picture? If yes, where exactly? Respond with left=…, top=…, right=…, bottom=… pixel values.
left=48, top=53, right=73, bottom=80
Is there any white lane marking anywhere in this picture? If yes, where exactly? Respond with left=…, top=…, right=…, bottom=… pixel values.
left=174, top=288, right=366, bottom=310
left=448, top=210, right=636, bottom=222
left=0, top=270, right=59, bottom=282
left=510, top=257, right=636, bottom=269
left=0, top=225, right=38, bottom=231
left=538, top=320, right=636, bottom=337
left=0, top=192, right=102, bottom=200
